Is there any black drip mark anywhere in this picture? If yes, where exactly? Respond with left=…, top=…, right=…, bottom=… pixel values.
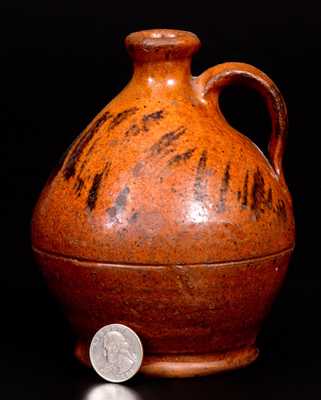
left=87, top=173, right=104, bottom=211
left=143, top=110, right=164, bottom=131
left=86, top=161, right=111, bottom=211
left=167, top=148, right=196, bottom=167
left=63, top=110, right=112, bottom=180
left=149, top=126, right=186, bottom=157
left=74, top=177, right=84, bottom=197
left=63, top=133, right=93, bottom=181
left=241, top=170, right=249, bottom=208
left=217, top=163, right=231, bottom=212
left=194, top=150, right=208, bottom=202
left=108, top=107, right=139, bottom=131
left=101, top=160, right=112, bottom=178
left=274, top=199, right=287, bottom=222
left=237, top=169, right=279, bottom=218
left=107, top=186, right=130, bottom=221
left=251, top=167, right=266, bottom=218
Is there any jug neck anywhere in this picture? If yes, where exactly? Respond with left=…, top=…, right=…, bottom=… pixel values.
left=125, top=29, right=200, bottom=94
left=131, top=59, right=192, bottom=89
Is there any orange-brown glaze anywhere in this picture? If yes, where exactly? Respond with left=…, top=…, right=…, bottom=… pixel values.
left=32, top=29, right=295, bottom=377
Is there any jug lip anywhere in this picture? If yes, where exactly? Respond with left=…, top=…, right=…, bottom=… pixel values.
left=125, top=29, right=201, bottom=61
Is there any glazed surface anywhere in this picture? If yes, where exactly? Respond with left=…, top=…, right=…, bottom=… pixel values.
left=34, top=247, right=291, bottom=376
left=32, top=49, right=294, bottom=264
left=34, top=248, right=291, bottom=352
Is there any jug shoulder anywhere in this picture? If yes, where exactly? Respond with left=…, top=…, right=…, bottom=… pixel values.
left=32, top=101, right=295, bottom=265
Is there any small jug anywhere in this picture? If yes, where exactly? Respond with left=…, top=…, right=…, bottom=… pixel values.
left=32, top=29, right=295, bottom=377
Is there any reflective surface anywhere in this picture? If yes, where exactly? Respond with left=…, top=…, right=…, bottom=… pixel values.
left=85, top=384, right=142, bottom=400
left=89, top=324, right=143, bottom=383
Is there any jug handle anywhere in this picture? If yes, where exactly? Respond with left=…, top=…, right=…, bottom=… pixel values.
left=194, top=62, right=288, bottom=182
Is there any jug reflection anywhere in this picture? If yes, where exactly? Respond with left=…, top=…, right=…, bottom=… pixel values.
left=85, top=383, right=142, bottom=400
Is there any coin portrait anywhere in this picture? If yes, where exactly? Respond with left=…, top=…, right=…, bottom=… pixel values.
left=103, top=330, right=137, bottom=374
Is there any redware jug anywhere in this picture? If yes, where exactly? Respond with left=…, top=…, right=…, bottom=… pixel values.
left=32, top=29, right=295, bottom=377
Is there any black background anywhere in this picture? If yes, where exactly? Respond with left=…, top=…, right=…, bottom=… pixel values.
left=1, top=1, right=320, bottom=399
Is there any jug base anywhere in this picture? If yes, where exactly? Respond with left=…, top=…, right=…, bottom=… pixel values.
left=140, top=347, right=259, bottom=377
left=75, top=339, right=258, bottom=378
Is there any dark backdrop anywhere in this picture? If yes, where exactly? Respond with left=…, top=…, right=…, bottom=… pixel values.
left=1, top=1, right=320, bottom=399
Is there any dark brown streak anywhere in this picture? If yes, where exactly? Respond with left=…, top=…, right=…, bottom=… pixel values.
left=108, top=107, right=139, bottom=131
left=241, top=170, right=249, bottom=208
left=63, top=133, right=94, bottom=180
left=194, top=150, right=208, bottom=202
left=168, top=148, right=196, bottom=167
left=274, top=199, right=287, bottom=222
left=86, top=161, right=111, bottom=211
left=77, top=138, right=98, bottom=178
left=63, top=110, right=112, bottom=180
left=218, top=162, right=231, bottom=212
left=103, top=160, right=112, bottom=177
left=143, top=110, right=164, bottom=131
left=149, top=126, right=186, bottom=157
left=251, top=167, right=266, bottom=218
left=87, top=173, right=104, bottom=211
left=125, top=124, right=141, bottom=137
left=74, top=177, right=84, bottom=197
left=78, top=157, right=89, bottom=177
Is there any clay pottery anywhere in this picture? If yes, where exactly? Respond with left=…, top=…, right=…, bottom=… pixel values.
left=32, top=29, right=295, bottom=378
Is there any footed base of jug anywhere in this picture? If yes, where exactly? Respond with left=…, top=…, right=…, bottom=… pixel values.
left=75, top=339, right=258, bottom=378
left=139, top=347, right=259, bottom=378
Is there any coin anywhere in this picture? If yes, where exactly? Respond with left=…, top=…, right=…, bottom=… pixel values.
left=89, top=323, right=143, bottom=383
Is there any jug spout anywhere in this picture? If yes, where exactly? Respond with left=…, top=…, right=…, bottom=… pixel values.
left=125, top=29, right=200, bottom=94
left=125, top=29, right=201, bottom=62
